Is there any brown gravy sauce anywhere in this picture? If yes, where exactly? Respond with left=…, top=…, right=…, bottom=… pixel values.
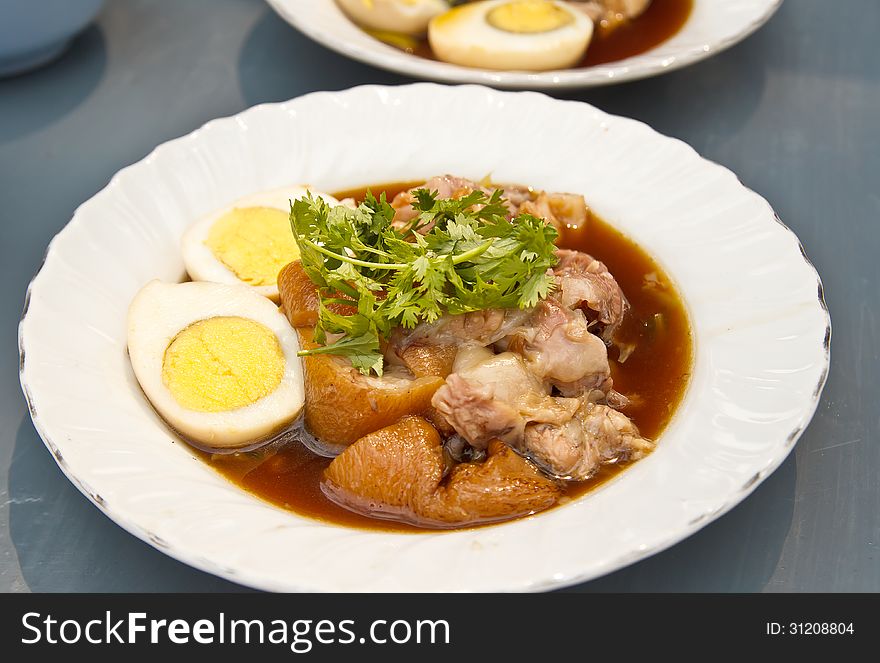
left=203, top=182, right=693, bottom=532
left=377, top=0, right=693, bottom=69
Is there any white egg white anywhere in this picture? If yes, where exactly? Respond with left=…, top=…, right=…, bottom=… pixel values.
left=428, top=0, right=593, bottom=71
left=181, top=186, right=338, bottom=302
left=128, top=280, right=304, bottom=450
left=337, top=0, right=449, bottom=35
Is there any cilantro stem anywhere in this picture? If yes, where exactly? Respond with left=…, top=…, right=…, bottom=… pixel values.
left=297, top=347, right=331, bottom=357
left=297, top=347, right=341, bottom=358
left=299, top=236, right=495, bottom=270
left=451, top=239, right=495, bottom=265
left=298, top=237, right=408, bottom=270
left=324, top=281, right=359, bottom=300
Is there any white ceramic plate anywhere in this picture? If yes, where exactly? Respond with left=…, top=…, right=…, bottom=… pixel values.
left=266, top=0, right=782, bottom=89
left=19, top=84, right=829, bottom=592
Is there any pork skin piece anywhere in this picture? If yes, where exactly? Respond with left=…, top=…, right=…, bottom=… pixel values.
left=323, top=416, right=561, bottom=527
left=296, top=327, right=444, bottom=446
left=278, top=261, right=461, bottom=445
left=277, top=260, right=356, bottom=328
left=387, top=341, right=460, bottom=436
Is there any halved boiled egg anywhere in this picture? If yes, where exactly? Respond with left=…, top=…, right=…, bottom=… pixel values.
left=181, top=187, right=338, bottom=302
left=428, top=0, right=593, bottom=71
left=337, top=0, right=449, bottom=36
left=128, top=281, right=304, bottom=450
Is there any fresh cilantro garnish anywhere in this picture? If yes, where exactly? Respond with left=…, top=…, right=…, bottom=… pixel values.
left=290, top=187, right=558, bottom=375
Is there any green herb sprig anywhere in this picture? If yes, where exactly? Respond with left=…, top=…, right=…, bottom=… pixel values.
left=290, top=188, right=558, bottom=375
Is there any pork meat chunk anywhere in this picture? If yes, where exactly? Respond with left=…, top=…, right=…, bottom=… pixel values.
left=554, top=248, right=629, bottom=342
left=521, top=401, right=653, bottom=480
left=391, top=175, right=480, bottom=228
left=506, top=299, right=612, bottom=397
left=519, top=191, right=589, bottom=232
left=431, top=346, right=579, bottom=450
left=568, top=0, right=652, bottom=30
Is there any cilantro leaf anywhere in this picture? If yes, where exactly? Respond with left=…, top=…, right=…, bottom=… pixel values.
left=290, top=186, right=559, bottom=375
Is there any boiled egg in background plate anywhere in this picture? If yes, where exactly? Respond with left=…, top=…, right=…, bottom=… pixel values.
left=181, top=187, right=338, bottom=302
left=336, top=0, right=450, bottom=36
left=127, top=281, right=305, bottom=450
left=429, top=0, right=593, bottom=71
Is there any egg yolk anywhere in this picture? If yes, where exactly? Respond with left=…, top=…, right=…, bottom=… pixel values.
left=486, top=1, right=573, bottom=33
left=162, top=316, right=285, bottom=412
left=205, top=206, right=300, bottom=287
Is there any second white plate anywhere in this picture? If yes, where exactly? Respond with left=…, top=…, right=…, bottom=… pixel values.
left=266, top=0, right=783, bottom=89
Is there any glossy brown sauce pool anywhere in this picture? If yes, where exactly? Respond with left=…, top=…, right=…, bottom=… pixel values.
left=377, top=0, right=693, bottom=69
left=204, top=182, right=693, bottom=532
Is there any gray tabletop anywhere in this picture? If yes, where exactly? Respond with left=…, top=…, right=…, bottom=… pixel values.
left=1, top=0, right=877, bottom=593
